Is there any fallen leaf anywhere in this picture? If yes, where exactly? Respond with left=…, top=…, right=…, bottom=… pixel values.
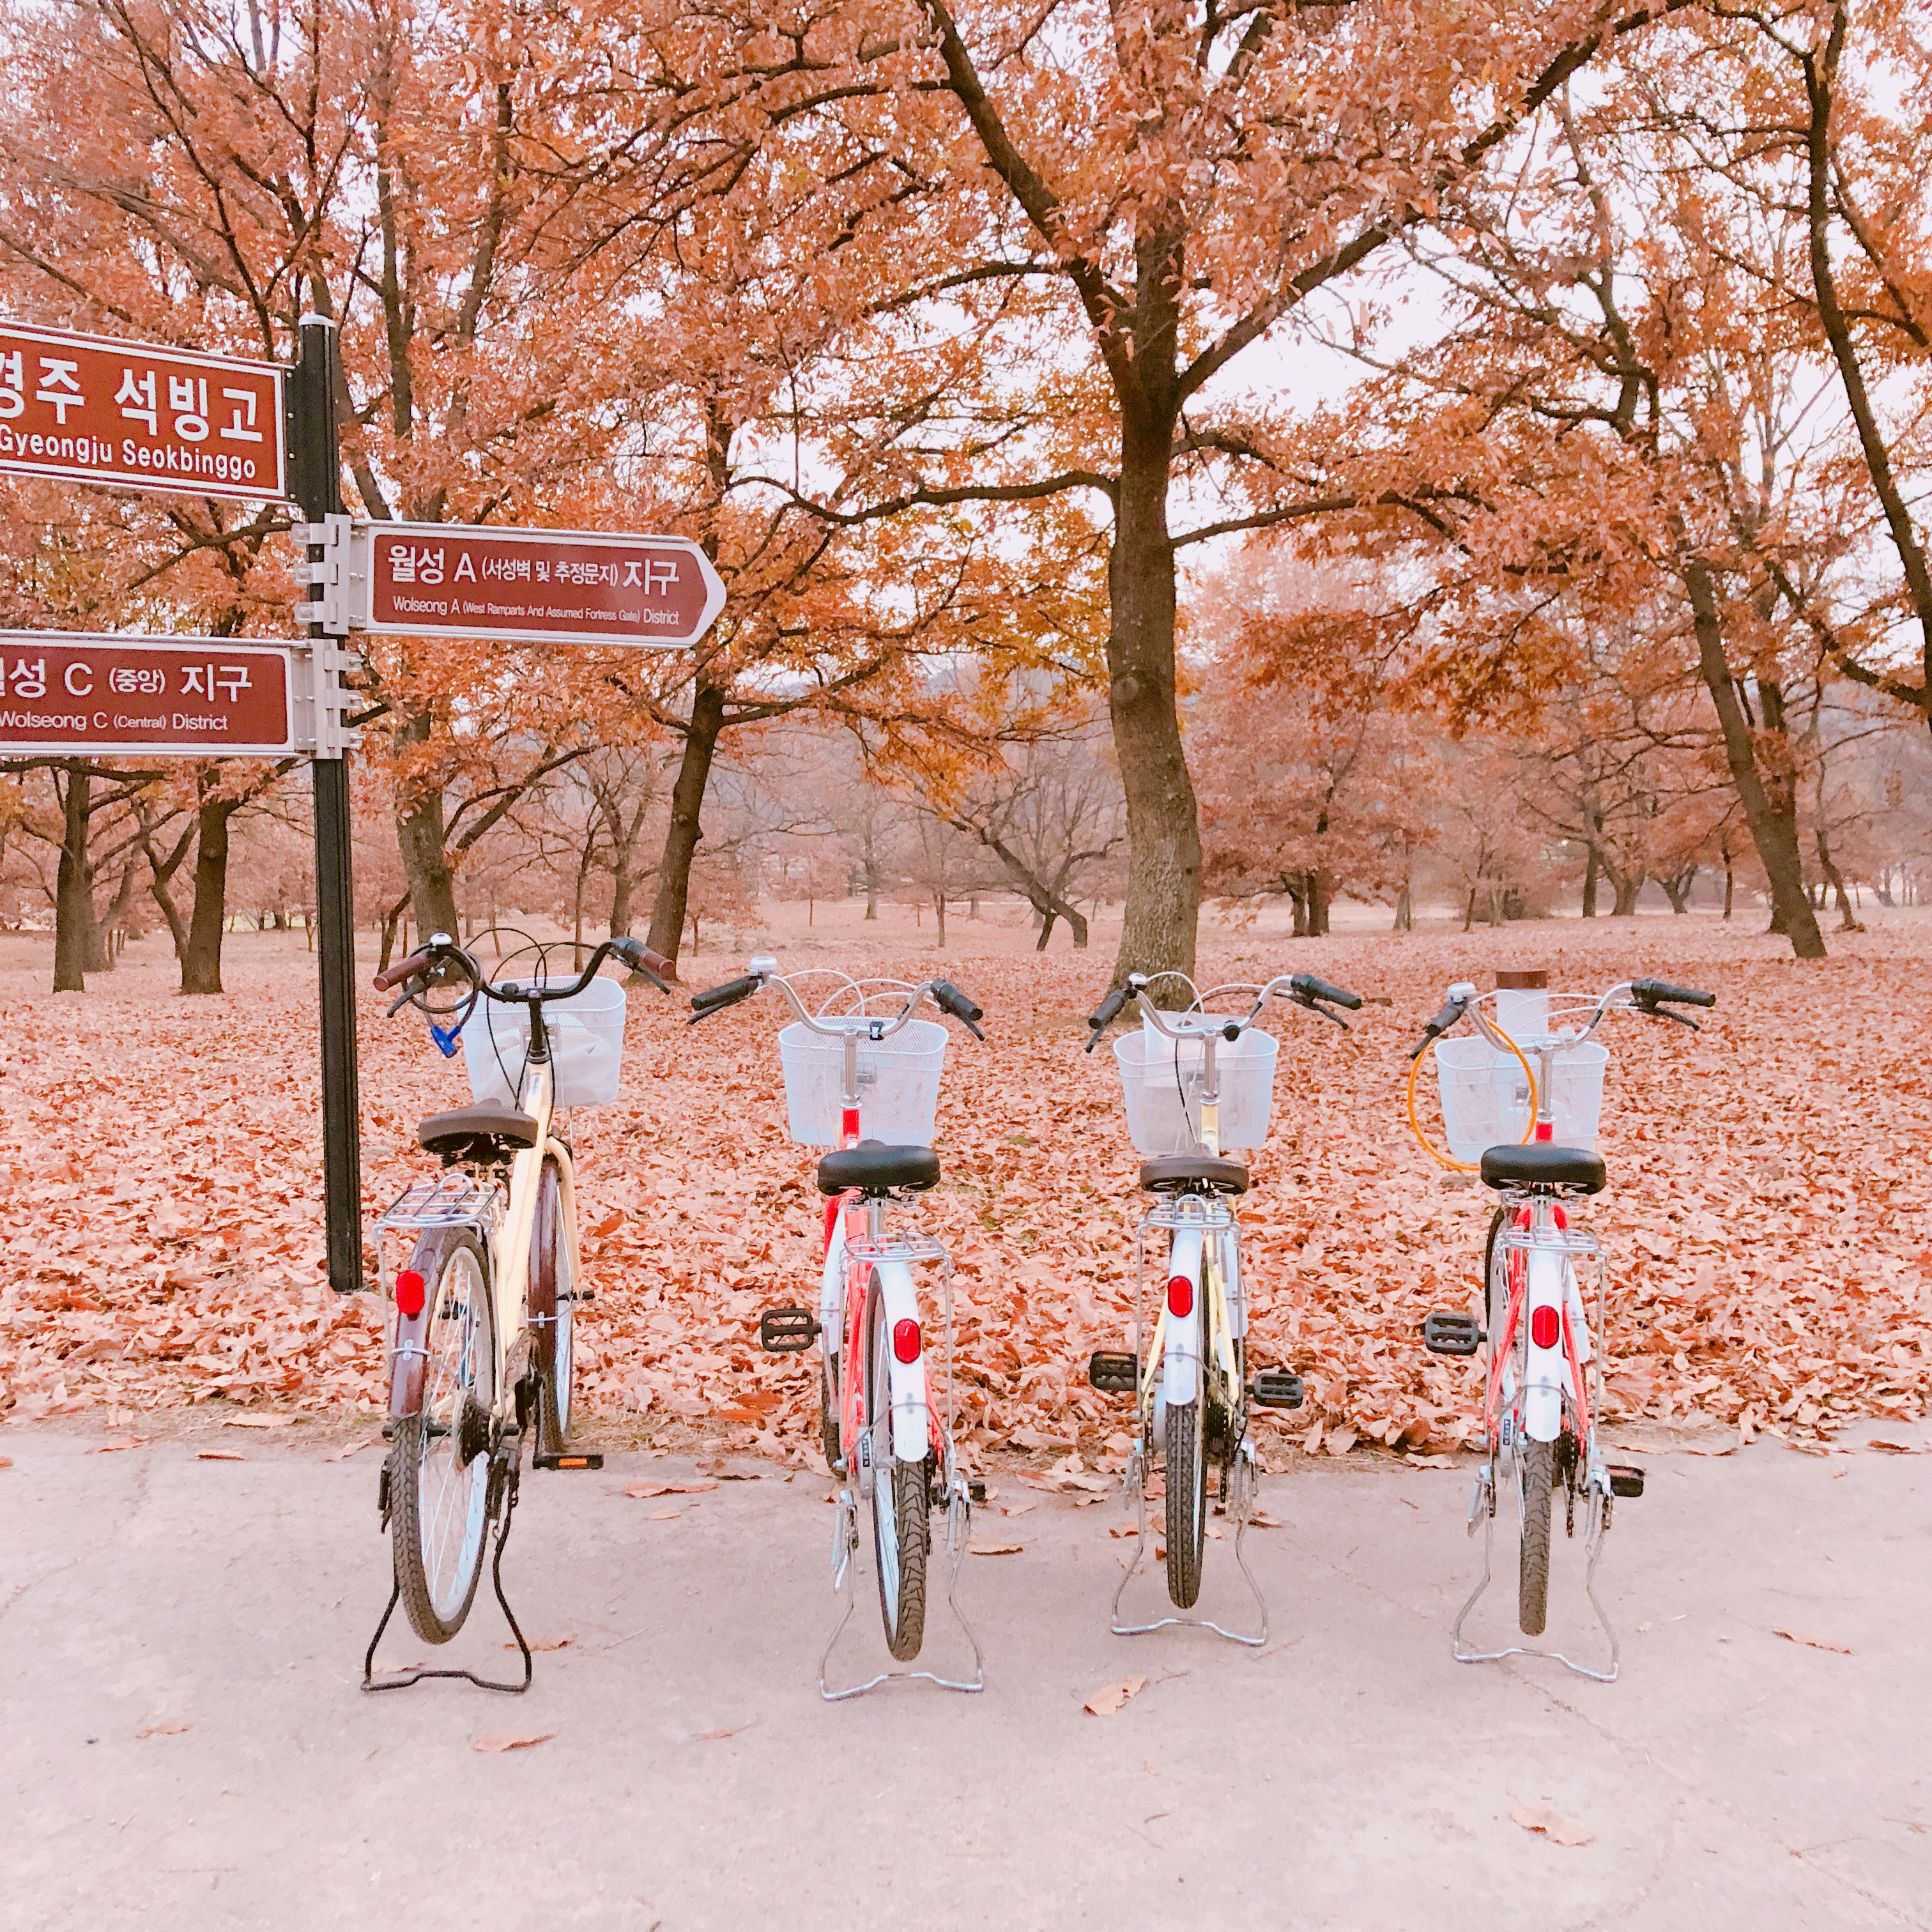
left=0, top=1457, right=12, bottom=1469
left=135, top=1719, right=192, bottom=1738
left=1772, top=1627, right=1852, bottom=1655
left=624, top=1480, right=718, bottom=1498
left=1683, top=1441, right=1742, bottom=1457
left=1400, top=1453, right=1457, bottom=1469
left=92, top=1437, right=148, bottom=1453
left=223, top=1413, right=293, bottom=1429
left=1866, top=1438, right=1924, bottom=1455
left=1510, top=1802, right=1595, bottom=1846
left=508, top=1634, right=576, bottom=1653
left=1108, top=1522, right=1140, bottom=1538
left=971, top=1541, right=1024, bottom=1556
left=997, top=1501, right=1037, bottom=1517
left=1083, top=1675, right=1148, bottom=1716
left=643, top=1508, right=682, bottom=1520
left=197, top=1450, right=247, bottom=1462
left=691, top=1719, right=758, bottom=1742
left=1246, top=1510, right=1284, bottom=1528
left=323, top=1440, right=374, bottom=1461
left=471, top=1731, right=556, bottom=1752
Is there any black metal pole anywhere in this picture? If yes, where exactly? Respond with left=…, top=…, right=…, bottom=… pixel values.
left=293, top=316, right=362, bottom=1296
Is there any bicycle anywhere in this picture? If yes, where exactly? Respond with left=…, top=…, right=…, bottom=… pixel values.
left=1083, top=969, right=1362, bottom=1643
left=360, top=929, right=670, bottom=1693
left=1406, top=967, right=1715, bottom=1680
left=688, top=956, right=989, bottom=1699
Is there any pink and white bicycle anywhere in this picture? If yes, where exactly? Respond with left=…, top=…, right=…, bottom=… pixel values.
left=689, top=956, right=988, bottom=1699
left=1407, top=969, right=1715, bottom=1680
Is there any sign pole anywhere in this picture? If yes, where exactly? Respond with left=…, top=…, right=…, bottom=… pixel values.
left=293, top=316, right=362, bottom=1297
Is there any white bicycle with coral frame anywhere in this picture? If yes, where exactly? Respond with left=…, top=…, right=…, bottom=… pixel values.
left=1407, top=969, right=1715, bottom=1680
left=688, top=956, right=988, bottom=1698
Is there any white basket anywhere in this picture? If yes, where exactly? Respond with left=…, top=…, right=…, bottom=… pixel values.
left=462, top=977, right=627, bottom=1110
left=778, top=1019, right=947, bottom=1147
left=1433, top=1037, right=1609, bottom=1162
left=1114, top=1025, right=1279, bottom=1156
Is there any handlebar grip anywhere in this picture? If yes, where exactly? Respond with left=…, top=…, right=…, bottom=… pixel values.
left=931, top=978, right=985, bottom=1026
left=1086, top=985, right=1131, bottom=1032
left=689, top=975, right=758, bottom=1018
left=1294, top=973, right=1363, bottom=1012
left=1408, top=997, right=1468, bottom=1059
left=373, top=947, right=434, bottom=992
left=1632, top=977, right=1716, bottom=1009
left=610, top=937, right=673, bottom=991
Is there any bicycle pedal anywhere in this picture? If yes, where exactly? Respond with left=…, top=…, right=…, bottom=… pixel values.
left=533, top=1450, right=604, bottom=1471
left=1088, top=1349, right=1139, bottom=1393
left=1607, top=1464, right=1644, bottom=1498
left=969, top=1480, right=986, bottom=1503
left=1249, top=1369, right=1305, bottom=1409
left=758, top=1305, right=820, bottom=1353
left=1422, top=1310, right=1483, bottom=1356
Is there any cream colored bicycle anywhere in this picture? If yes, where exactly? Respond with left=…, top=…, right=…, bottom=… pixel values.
left=362, top=931, right=668, bottom=1692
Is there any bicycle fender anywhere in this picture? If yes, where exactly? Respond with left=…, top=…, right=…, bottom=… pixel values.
left=1523, top=1246, right=1565, bottom=1441
left=388, top=1299, right=432, bottom=1418
left=1162, top=1225, right=1204, bottom=1409
left=820, top=1209, right=848, bottom=1339
left=873, top=1258, right=930, bottom=1462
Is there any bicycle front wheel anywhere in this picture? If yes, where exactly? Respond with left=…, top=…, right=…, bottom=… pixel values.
left=529, top=1157, right=574, bottom=1455
left=391, top=1230, right=497, bottom=1644
left=864, top=1272, right=930, bottom=1660
left=1519, top=1438, right=1554, bottom=1635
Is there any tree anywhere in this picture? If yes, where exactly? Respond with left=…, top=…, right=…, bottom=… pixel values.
left=569, top=0, right=1687, bottom=976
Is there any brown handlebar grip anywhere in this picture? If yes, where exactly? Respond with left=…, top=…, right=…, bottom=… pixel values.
left=372, top=947, right=434, bottom=992
left=638, top=944, right=671, bottom=978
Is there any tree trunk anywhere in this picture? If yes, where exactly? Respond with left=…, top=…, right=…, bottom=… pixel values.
left=1462, top=887, right=1477, bottom=933
left=1287, top=877, right=1309, bottom=937
left=1816, top=825, right=1864, bottom=933
left=934, top=893, right=947, bottom=947
left=646, top=681, right=727, bottom=975
left=1307, top=870, right=1333, bottom=937
left=1609, top=871, right=1642, bottom=917
left=1660, top=866, right=1696, bottom=914
left=1581, top=846, right=1600, bottom=917
left=1721, top=839, right=1735, bottom=920
left=392, top=709, right=463, bottom=940
left=1683, top=561, right=1825, bottom=958
left=181, top=795, right=240, bottom=994
left=1108, top=404, right=1199, bottom=979
left=1393, top=880, right=1413, bottom=933
left=52, top=762, right=93, bottom=992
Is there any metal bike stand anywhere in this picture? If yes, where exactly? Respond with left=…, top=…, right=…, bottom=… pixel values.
left=362, top=1447, right=535, bottom=1695
left=817, top=1239, right=985, bottom=1701
left=1109, top=1432, right=1269, bottom=1647
left=1450, top=1453, right=1620, bottom=1684
left=819, top=1462, right=986, bottom=1701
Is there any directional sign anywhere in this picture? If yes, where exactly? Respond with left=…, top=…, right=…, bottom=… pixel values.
left=0, top=320, right=287, bottom=502
left=339, top=519, right=724, bottom=649
left=0, top=632, right=300, bottom=756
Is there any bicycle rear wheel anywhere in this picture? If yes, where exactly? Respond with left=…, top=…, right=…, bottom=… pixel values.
left=529, top=1157, right=574, bottom=1455
left=1518, top=1438, right=1554, bottom=1635
left=864, top=1272, right=929, bottom=1660
left=391, top=1230, right=497, bottom=1644
left=1164, top=1392, right=1208, bottom=1608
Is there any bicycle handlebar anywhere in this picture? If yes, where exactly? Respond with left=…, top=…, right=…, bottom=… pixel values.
left=931, top=978, right=986, bottom=1039
left=689, top=974, right=760, bottom=1018
left=1086, top=968, right=1363, bottom=1051
left=689, top=959, right=988, bottom=1040
left=1290, top=972, right=1363, bottom=1013
left=372, top=947, right=436, bottom=992
left=1408, top=995, right=1471, bottom=1060
left=1631, top=977, right=1716, bottom=1010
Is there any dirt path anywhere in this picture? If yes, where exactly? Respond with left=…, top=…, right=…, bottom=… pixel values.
left=3, top=1423, right=1926, bottom=1930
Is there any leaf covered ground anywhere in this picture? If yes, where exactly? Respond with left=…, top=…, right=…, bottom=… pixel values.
left=3, top=914, right=1929, bottom=1462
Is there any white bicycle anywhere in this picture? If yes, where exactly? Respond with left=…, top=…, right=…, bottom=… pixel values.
left=689, top=956, right=988, bottom=1698
left=1084, top=968, right=1361, bottom=1643
left=1407, top=968, right=1715, bottom=1680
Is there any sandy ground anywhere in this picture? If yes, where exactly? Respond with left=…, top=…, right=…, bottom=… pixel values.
left=3, top=1419, right=1927, bottom=1932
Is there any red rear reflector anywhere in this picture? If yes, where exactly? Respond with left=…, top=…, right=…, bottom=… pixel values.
left=1530, top=1305, right=1560, bottom=1349
left=892, top=1318, right=921, bottom=1363
left=394, top=1269, right=426, bottom=1317
left=1167, top=1275, right=1193, bottom=1319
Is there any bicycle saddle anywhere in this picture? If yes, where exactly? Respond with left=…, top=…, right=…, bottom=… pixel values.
left=1138, top=1152, right=1250, bottom=1195
left=816, top=1141, right=940, bottom=1196
left=418, top=1101, right=540, bottom=1160
left=1478, top=1141, right=1607, bottom=1194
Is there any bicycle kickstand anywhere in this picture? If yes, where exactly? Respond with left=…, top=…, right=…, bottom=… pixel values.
left=1450, top=1460, right=1621, bottom=1684
left=1109, top=1436, right=1269, bottom=1648
left=363, top=1450, right=535, bottom=1696
left=818, top=1457, right=986, bottom=1702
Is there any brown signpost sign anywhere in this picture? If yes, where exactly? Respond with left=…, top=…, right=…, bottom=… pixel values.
left=347, top=520, right=725, bottom=649
left=0, top=632, right=298, bottom=756
left=0, top=320, right=286, bottom=502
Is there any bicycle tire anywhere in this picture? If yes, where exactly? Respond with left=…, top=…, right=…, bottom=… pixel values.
left=1519, top=1437, right=1555, bottom=1636
left=529, top=1158, right=574, bottom=1455
left=1164, top=1395, right=1208, bottom=1609
left=1483, top=1204, right=1509, bottom=1339
left=864, top=1272, right=929, bottom=1660
left=819, top=1357, right=843, bottom=1470
left=390, top=1230, right=496, bottom=1644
